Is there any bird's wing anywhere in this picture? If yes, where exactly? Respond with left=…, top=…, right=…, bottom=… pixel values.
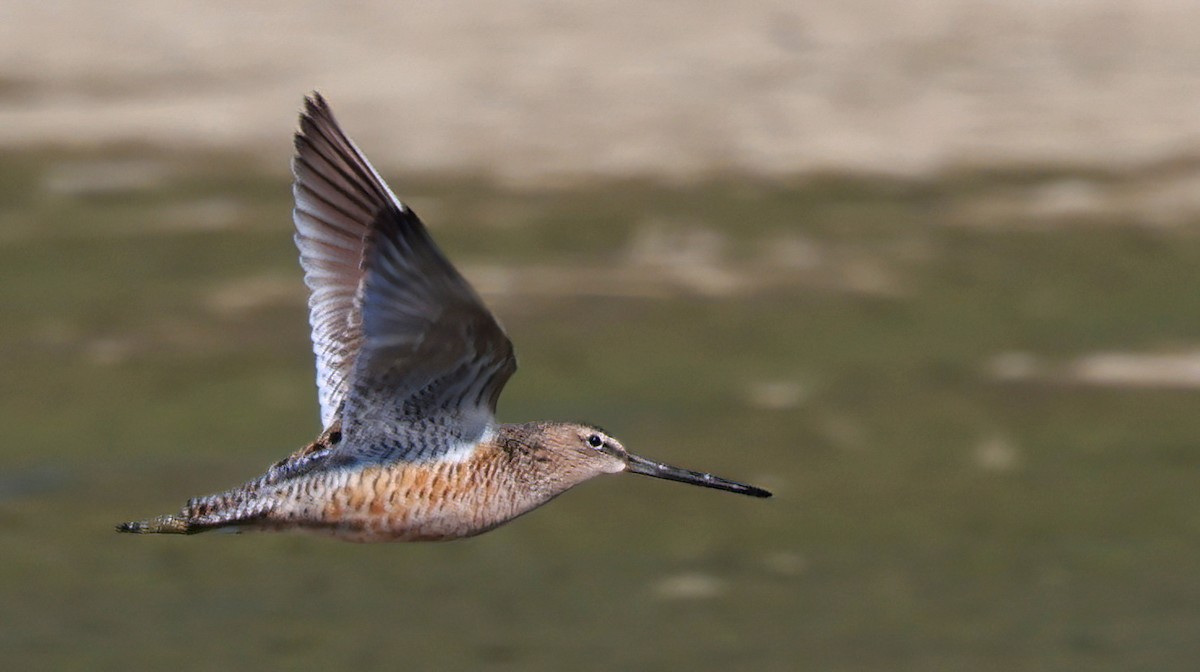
left=291, top=94, right=516, bottom=461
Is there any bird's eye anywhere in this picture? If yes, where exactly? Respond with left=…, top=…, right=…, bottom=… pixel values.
left=587, top=434, right=604, bottom=448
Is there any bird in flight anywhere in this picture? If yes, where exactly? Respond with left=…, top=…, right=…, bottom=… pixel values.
left=118, top=94, right=771, bottom=542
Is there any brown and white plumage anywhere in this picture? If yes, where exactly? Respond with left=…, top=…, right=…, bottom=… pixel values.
left=117, top=94, right=770, bottom=543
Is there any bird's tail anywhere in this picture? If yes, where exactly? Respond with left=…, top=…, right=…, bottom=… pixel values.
left=118, top=480, right=279, bottom=536
left=116, top=514, right=197, bottom=535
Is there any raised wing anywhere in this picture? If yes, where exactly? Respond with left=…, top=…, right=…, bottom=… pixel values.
left=291, top=94, right=516, bottom=461
left=292, top=94, right=389, bottom=428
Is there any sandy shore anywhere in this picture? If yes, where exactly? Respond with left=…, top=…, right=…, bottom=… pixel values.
left=3, top=1, right=1199, bottom=183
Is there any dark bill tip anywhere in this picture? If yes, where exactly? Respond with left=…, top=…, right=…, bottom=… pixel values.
left=625, top=454, right=773, bottom=498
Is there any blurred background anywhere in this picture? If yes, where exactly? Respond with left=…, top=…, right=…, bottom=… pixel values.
left=3, top=1, right=1200, bottom=670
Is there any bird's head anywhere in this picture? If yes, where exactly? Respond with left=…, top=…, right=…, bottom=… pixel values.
left=531, top=423, right=772, bottom=498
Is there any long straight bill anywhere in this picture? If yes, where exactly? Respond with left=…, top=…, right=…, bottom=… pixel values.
left=625, top=454, right=772, bottom=498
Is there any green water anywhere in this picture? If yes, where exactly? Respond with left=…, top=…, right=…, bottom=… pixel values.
left=2, top=151, right=1199, bottom=670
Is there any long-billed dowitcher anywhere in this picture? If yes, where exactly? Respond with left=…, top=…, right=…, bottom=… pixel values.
left=118, top=94, right=771, bottom=542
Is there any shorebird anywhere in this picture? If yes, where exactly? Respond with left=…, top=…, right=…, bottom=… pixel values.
left=118, top=94, right=771, bottom=542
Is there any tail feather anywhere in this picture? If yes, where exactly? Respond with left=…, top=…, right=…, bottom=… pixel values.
left=119, top=483, right=277, bottom=536
left=116, top=514, right=197, bottom=535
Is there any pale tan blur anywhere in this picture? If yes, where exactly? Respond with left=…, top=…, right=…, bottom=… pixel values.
left=2, top=1, right=1197, bottom=186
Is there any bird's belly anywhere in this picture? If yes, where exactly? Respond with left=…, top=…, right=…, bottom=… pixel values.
left=273, top=462, right=525, bottom=542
